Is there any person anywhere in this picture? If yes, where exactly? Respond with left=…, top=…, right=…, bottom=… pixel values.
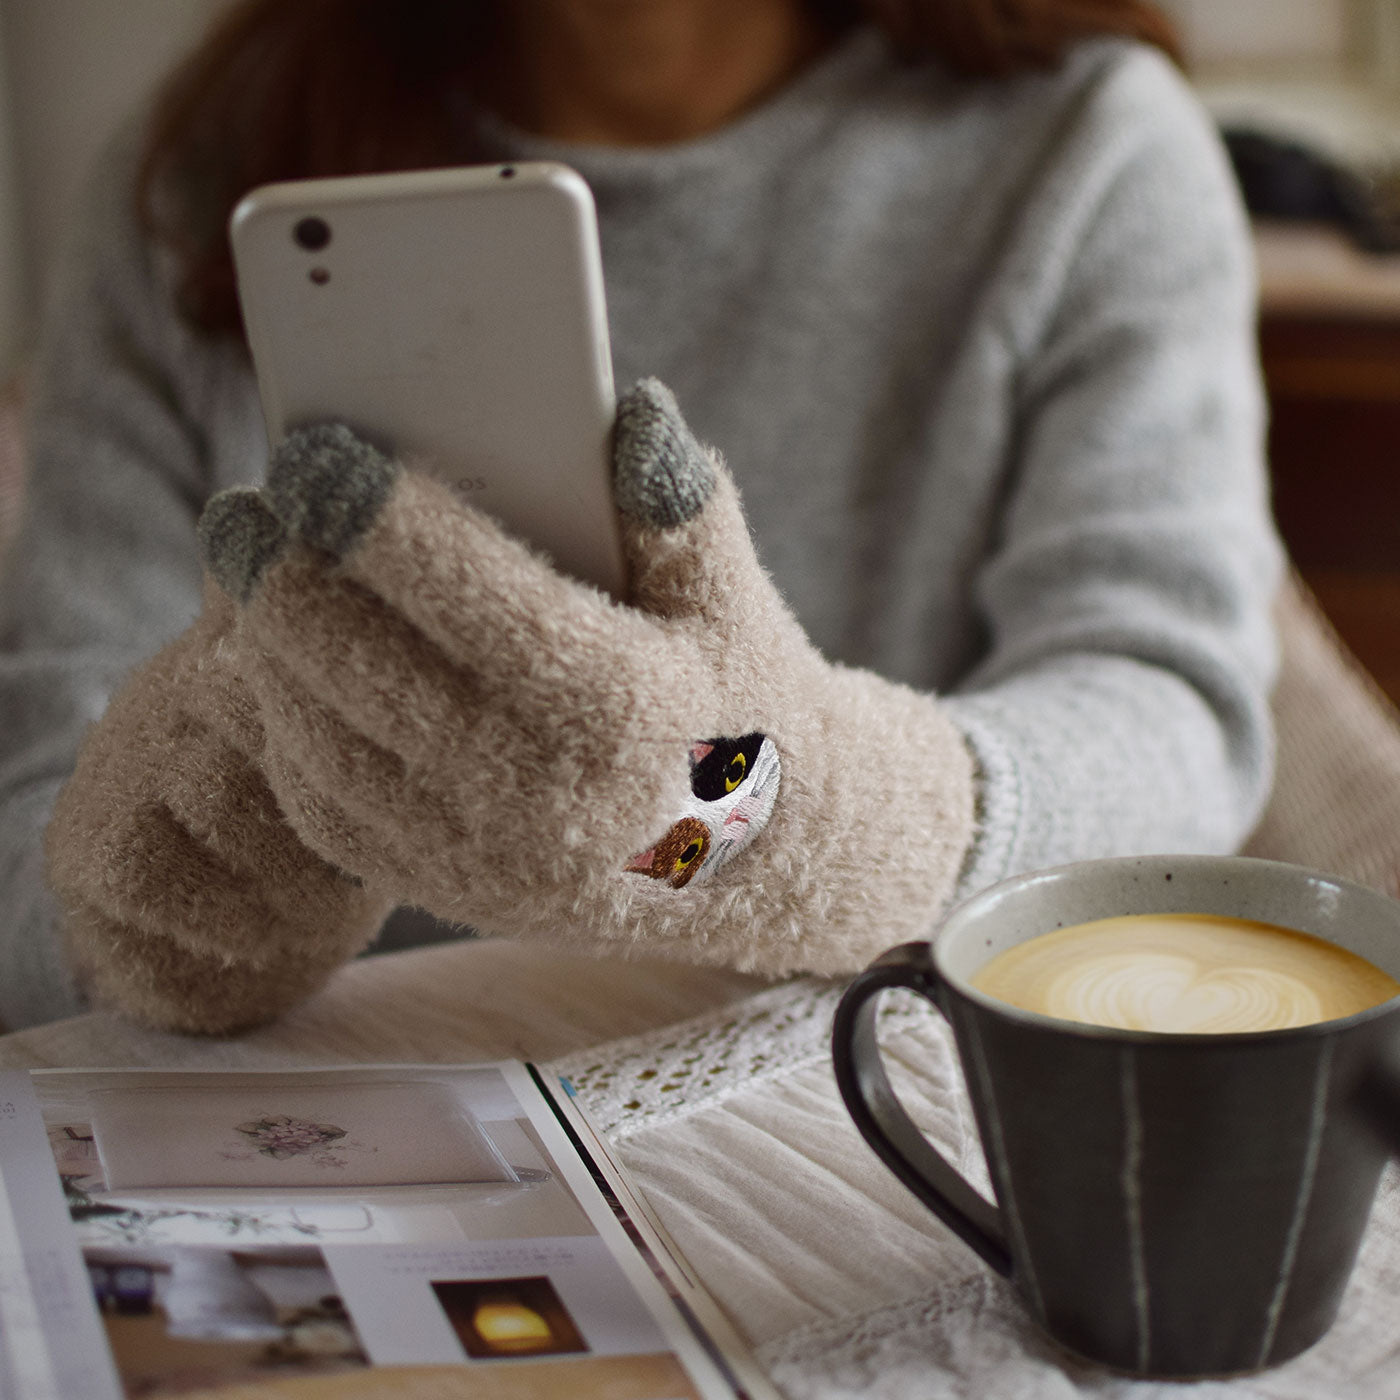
left=0, top=0, right=1283, bottom=1033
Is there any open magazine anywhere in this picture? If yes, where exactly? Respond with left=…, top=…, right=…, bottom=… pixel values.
left=0, top=1063, right=779, bottom=1399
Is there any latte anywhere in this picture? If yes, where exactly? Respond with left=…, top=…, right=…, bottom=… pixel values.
left=972, top=914, right=1400, bottom=1033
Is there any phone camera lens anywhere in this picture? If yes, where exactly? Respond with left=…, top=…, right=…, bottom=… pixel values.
left=294, top=216, right=331, bottom=251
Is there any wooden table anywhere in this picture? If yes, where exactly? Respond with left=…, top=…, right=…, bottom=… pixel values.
left=0, top=939, right=768, bottom=1073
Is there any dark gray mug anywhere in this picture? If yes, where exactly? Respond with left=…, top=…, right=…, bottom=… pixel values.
left=832, top=855, right=1400, bottom=1377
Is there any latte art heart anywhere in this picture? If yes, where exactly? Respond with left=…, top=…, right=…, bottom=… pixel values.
left=1044, top=952, right=1326, bottom=1034
left=973, top=914, right=1400, bottom=1034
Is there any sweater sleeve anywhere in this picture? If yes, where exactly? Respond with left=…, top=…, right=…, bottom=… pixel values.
left=0, top=137, right=214, bottom=1028
left=941, top=46, right=1284, bottom=895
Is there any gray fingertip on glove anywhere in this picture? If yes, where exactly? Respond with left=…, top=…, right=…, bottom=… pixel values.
left=196, top=488, right=286, bottom=604
left=265, top=422, right=400, bottom=555
left=199, top=424, right=399, bottom=599
left=613, top=378, right=717, bottom=528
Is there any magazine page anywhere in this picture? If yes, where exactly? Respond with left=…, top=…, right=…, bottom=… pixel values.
left=0, top=1063, right=776, bottom=1400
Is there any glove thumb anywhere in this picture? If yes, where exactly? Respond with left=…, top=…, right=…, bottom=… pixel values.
left=613, top=379, right=784, bottom=640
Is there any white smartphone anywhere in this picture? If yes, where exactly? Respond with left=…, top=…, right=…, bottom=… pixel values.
left=230, top=161, right=626, bottom=598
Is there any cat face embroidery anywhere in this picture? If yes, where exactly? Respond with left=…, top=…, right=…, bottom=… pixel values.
left=625, top=816, right=711, bottom=889
left=625, top=733, right=781, bottom=889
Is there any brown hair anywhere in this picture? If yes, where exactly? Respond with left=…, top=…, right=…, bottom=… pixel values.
left=139, top=0, right=1180, bottom=337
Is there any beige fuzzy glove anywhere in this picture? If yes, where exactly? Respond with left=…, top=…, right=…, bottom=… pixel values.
left=194, top=380, right=977, bottom=976
left=45, top=581, right=395, bottom=1033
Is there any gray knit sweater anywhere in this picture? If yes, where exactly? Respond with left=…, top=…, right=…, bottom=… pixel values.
left=0, top=28, right=1282, bottom=1028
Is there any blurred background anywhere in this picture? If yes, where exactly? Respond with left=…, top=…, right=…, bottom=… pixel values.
left=1155, top=0, right=1400, bottom=711
left=0, top=0, right=1395, bottom=698
left=0, top=0, right=227, bottom=373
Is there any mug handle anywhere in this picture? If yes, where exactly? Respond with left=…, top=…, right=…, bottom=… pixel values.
left=832, top=941, right=1013, bottom=1277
